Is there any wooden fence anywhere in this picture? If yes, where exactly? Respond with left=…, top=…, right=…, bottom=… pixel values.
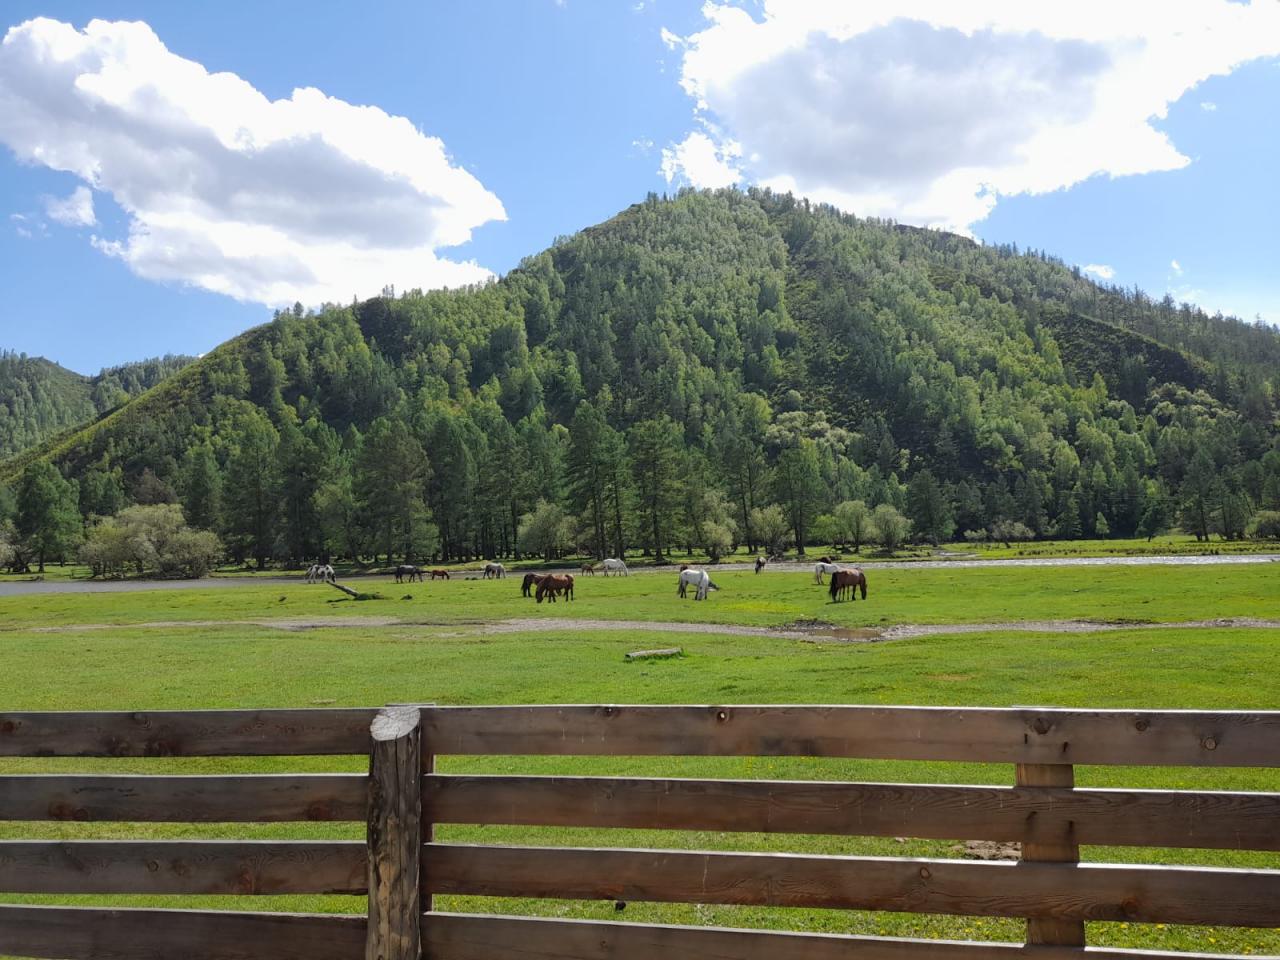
left=1, top=704, right=1279, bottom=959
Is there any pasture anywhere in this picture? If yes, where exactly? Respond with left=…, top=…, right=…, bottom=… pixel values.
left=1, top=562, right=1278, bottom=955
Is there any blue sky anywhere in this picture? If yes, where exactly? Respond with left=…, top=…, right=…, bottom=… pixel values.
left=1, top=1, right=1277, bottom=373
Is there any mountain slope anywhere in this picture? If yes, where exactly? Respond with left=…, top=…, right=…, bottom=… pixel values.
left=2, top=189, right=1276, bottom=558
left=0, top=352, right=195, bottom=460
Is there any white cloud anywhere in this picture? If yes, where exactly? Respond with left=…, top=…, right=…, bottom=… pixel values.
left=1200, top=101, right=1218, bottom=111
left=1170, top=259, right=1183, bottom=275
left=661, top=131, right=742, bottom=188
left=1083, top=263, right=1115, bottom=280
left=0, top=18, right=506, bottom=307
left=662, top=1, right=1280, bottom=232
left=44, top=185, right=96, bottom=226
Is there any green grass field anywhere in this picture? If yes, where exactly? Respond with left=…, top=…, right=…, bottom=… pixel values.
left=1, top=563, right=1278, bottom=954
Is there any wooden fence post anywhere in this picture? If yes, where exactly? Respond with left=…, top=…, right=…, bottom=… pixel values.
left=1016, top=762, right=1084, bottom=947
left=366, top=706, right=421, bottom=960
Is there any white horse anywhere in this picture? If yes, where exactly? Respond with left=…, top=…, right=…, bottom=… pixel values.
left=306, top=563, right=335, bottom=584
left=813, top=561, right=841, bottom=584
left=602, top=558, right=629, bottom=576
left=677, top=568, right=719, bottom=600
left=483, top=562, right=506, bottom=579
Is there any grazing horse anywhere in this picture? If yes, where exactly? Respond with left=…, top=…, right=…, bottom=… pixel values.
left=754, top=556, right=767, bottom=574
left=521, top=573, right=546, bottom=598
left=535, top=574, right=574, bottom=603
left=828, top=568, right=868, bottom=602
left=677, top=568, right=719, bottom=600
left=483, top=562, right=506, bottom=580
left=395, top=564, right=423, bottom=583
left=813, top=561, right=841, bottom=584
left=601, top=558, right=629, bottom=576
left=428, top=569, right=450, bottom=580
left=581, top=562, right=596, bottom=575
left=306, top=563, right=335, bottom=584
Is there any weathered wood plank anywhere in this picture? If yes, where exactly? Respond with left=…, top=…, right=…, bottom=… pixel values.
left=0, top=905, right=366, bottom=960
left=423, top=843, right=1280, bottom=927
left=0, top=774, right=367, bottom=821
left=423, top=774, right=1280, bottom=851
left=0, top=709, right=378, bottom=757
left=366, top=706, right=421, bottom=960
left=421, top=705, right=1280, bottom=766
left=0, top=840, right=365, bottom=895
left=421, top=913, right=1256, bottom=960
left=1017, top=763, right=1084, bottom=947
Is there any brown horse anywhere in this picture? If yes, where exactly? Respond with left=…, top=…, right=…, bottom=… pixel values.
left=828, top=568, right=867, bottom=602
left=429, top=569, right=450, bottom=580
left=521, top=573, right=546, bottom=598
left=580, top=563, right=596, bottom=575
left=535, top=573, right=574, bottom=603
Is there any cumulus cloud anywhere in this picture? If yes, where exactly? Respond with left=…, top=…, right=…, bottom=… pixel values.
left=1083, top=264, right=1115, bottom=280
left=1170, top=259, right=1183, bottom=275
left=662, top=1, right=1280, bottom=232
left=660, top=131, right=741, bottom=189
left=44, top=185, right=96, bottom=227
left=0, top=18, right=506, bottom=306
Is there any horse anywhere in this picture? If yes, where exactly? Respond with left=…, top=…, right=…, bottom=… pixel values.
left=306, top=563, right=335, bottom=584
left=483, top=562, right=506, bottom=580
left=813, top=561, right=841, bottom=584
left=428, top=569, right=450, bottom=580
left=580, top=562, right=596, bottom=575
left=677, top=568, right=719, bottom=600
left=535, top=573, right=574, bottom=603
left=521, top=573, right=546, bottom=598
left=394, top=564, right=423, bottom=583
left=601, top=558, right=629, bottom=576
left=828, top=568, right=868, bottom=602
left=754, top=556, right=767, bottom=574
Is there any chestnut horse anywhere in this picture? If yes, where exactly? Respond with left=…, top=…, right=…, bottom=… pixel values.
left=521, top=573, right=546, bottom=598
left=429, top=569, right=450, bottom=580
left=828, top=568, right=867, bottom=602
left=536, top=573, right=574, bottom=603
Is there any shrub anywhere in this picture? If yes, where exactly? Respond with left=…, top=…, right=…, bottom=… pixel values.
left=80, top=504, right=222, bottom=579
left=871, top=504, right=911, bottom=554
left=1250, top=510, right=1280, bottom=540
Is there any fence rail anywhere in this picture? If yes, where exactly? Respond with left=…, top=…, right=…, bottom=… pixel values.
left=1, top=703, right=1277, bottom=960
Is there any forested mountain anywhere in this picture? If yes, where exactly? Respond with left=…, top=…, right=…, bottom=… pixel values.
left=2, top=189, right=1277, bottom=568
left=0, top=352, right=194, bottom=459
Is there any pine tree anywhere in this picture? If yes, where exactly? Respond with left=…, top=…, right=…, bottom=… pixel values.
left=15, top=461, right=80, bottom=572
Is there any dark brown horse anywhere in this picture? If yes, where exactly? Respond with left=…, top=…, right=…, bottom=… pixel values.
left=521, top=573, right=546, bottom=598
left=535, top=573, right=574, bottom=603
left=828, top=568, right=867, bottom=602
left=429, top=569, right=450, bottom=580
left=580, top=562, right=596, bottom=575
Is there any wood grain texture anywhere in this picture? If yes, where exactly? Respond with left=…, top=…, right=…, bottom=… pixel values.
left=366, top=706, right=421, bottom=960
left=420, top=913, right=1250, bottom=960
left=0, top=774, right=367, bottom=822
left=0, top=709, right=378, bottom=757
left=0, top=905, right=366, bottom=960
left=1016, top=763, right=1084, bottom=947
left=0, top=840, right=365, bottom=895
left=421, top=705, right=1280, bottom=766
left=422, top=843, right=1280, bottom=927
left=423, top=774, right=1280, bottom=851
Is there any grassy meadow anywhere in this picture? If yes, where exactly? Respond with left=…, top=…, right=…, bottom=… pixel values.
left=1, top=562, right=1278, bottom=954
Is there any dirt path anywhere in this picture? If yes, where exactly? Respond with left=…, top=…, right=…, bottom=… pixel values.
left=18, top=615, right=1280, bottom=642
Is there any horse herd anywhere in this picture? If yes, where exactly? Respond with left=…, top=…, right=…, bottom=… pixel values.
left=307, top=555, right=868, bottom=603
